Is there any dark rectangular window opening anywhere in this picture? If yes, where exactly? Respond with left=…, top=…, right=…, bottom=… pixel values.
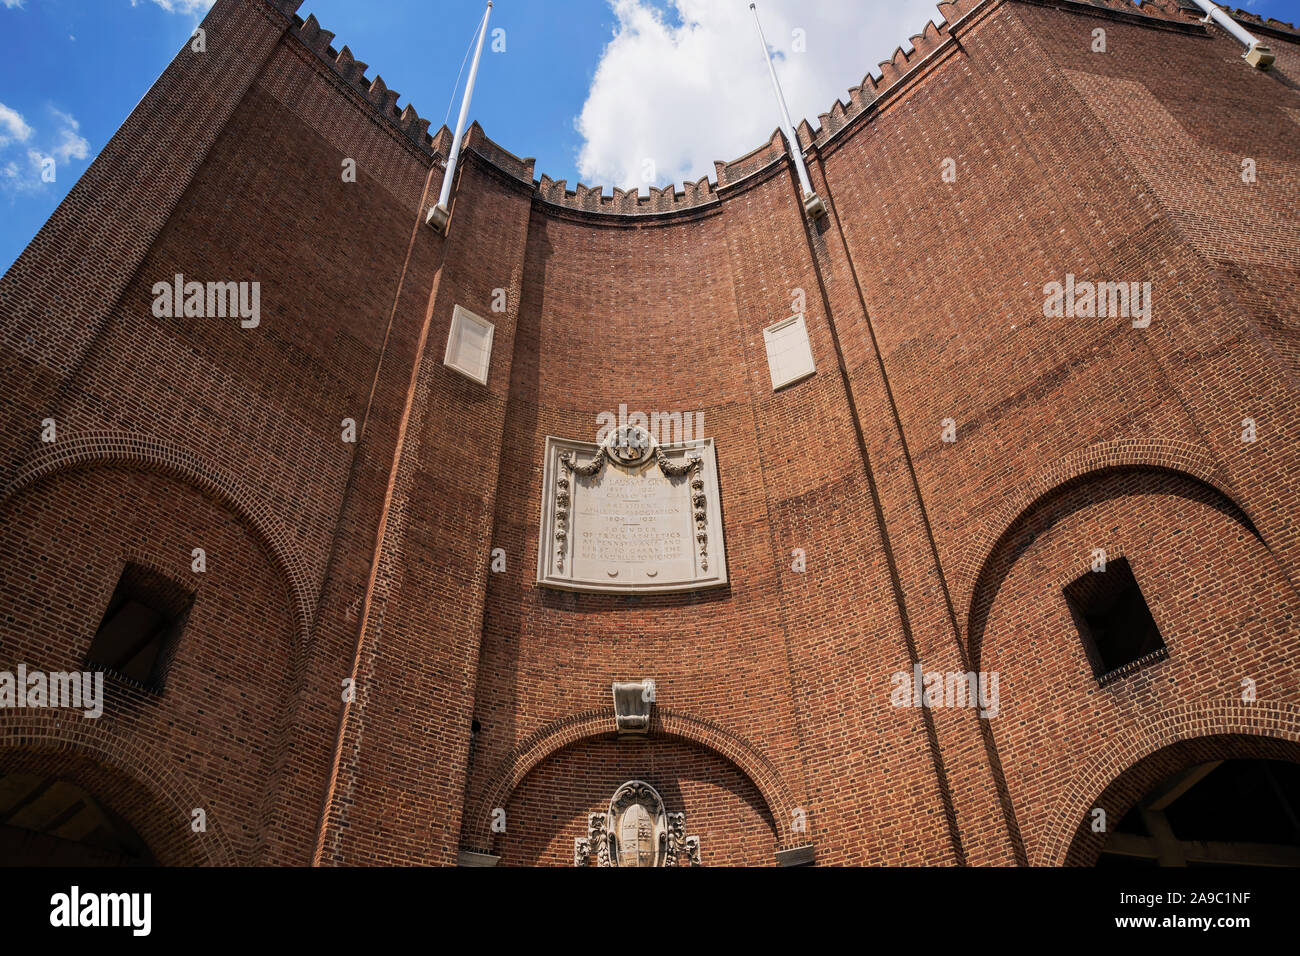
left=1064, top=557, right=1167, bottom=686
left=86, top=563, right=194, bottom=694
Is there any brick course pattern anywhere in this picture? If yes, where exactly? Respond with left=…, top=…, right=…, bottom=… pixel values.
left=0, top=0, right=1296, bottom=866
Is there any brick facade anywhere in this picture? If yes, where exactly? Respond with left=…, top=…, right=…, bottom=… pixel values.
left=0, top=0, right=1296, bottom=866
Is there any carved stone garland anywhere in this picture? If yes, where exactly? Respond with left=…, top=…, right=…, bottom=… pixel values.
left=573, top=812, right=612, bottom=868
left=664, top=812, right=702, bottom=866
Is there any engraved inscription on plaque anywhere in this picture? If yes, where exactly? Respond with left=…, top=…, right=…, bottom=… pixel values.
left=537, top=427, right=727, bottom=593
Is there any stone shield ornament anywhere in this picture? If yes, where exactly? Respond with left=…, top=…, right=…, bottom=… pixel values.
left=610, top=781, right=666, bottom=867
left=574, top=780, right=702, bottom=867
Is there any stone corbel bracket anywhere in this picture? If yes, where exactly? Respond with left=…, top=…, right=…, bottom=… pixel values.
left=612, top=679, right=654, bottom=736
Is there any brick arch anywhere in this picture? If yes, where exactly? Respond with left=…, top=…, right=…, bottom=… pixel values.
left=958, top=438, right=1253, bottom=658
left=0, top=430, right=315, bottom=647
left=0, top=712, right=242, bottom=866
left=463, top=707, right=801, bottom=853
left=1038, top=701, right=1300, bottom=866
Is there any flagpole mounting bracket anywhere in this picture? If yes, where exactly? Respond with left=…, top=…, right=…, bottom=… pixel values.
left=427, top=203, right=450, bottom=232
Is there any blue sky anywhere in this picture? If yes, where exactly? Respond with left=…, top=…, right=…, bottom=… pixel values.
left=2, top=0, right=1298, bottom=272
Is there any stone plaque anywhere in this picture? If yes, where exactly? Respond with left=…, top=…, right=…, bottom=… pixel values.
left=537, top=425, right=727, bottom=593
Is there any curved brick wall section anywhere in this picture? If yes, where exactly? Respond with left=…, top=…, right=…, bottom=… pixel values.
left=0, top=0, right=1296, bottom=866
left=0, top=0, right=293, bottom=473
left=971, top=470, right=1300, bottom=863
left=0, top=0, right=450, bottom=865
left=0, top=468, right=296, bottom=863
left=1020, top=2, right=1300, bottom=579
left=463, top=189, right=817, bottom=861
left=461, top=161, right=975, bottom=864
left=817, top=0, right=1300, bottom=648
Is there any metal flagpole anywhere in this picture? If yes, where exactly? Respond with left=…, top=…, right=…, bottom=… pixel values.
left=428, top=1, right=494, bottom=232
left=749, top=2, right=825, bottom=219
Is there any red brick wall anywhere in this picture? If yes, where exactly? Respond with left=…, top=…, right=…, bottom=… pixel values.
left=0, top=0, right=453, bottom=864
left=1, top=0, right=1297, bottom=867
left=462, top=185, right=825, bottom=862
left=0, top=0, right=291, bottom=471
left=973, top=469, right=1299, bottom=863
left=809, top=0, right=1300, bottom=865
left=315, top=145, right=536, bottom=866
left=1019, top=1, right=1300, bottom=578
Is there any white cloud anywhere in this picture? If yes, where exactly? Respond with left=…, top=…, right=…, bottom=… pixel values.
left=131, top=0, right=215, bottom=13
left=0, top=102, right=32, bottom=148
left=1, top=149, right=48, bottom=194
left=50, top=108, right=89, bottom=163
left=576, top=0, right=940, bottom=189
left=1, top=1, right=27, bottom=10
left=0, top=107, right=91, bottom=194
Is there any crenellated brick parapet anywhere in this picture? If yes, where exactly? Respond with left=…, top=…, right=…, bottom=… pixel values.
left=534, top=173, right=719, bottom=215
left=463, top=123, right=536, bottom=184
left=798, top=0, right=1298, bottom=150
left=1221, top=5, right=1300, bottom=39
left=527, top=128, right=784, bottom=216
left=714, top=129, right=787, bottom=188
left=284, top=8, right=441, bottom=155
left=268, top=0, right=1300, bottom=218
left=798, top=0, right=981, bottom=149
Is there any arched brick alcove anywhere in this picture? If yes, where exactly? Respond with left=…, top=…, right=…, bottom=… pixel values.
left=0, top=714, right=241, bottom=866
left=462, top=707, right=801, bottom=857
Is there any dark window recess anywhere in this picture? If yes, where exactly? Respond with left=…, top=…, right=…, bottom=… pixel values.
left=1064, top=557, right=1167, bottom=685
left=86, top=564, right=194, bottom=693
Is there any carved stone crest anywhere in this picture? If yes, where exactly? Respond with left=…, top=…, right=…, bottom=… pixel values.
left=606, top=423, right=655, bottom=467
left=573, top=780, right=702, bottom=867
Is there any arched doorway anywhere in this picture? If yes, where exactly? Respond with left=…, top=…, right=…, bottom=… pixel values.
left=0, top=741, right=228, bottom=866
left=1065, top=734, right=1300, bottom=867
left=0, top=772, right=155, bottom=866
left=1098, top=759, right=1300, bottom=867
